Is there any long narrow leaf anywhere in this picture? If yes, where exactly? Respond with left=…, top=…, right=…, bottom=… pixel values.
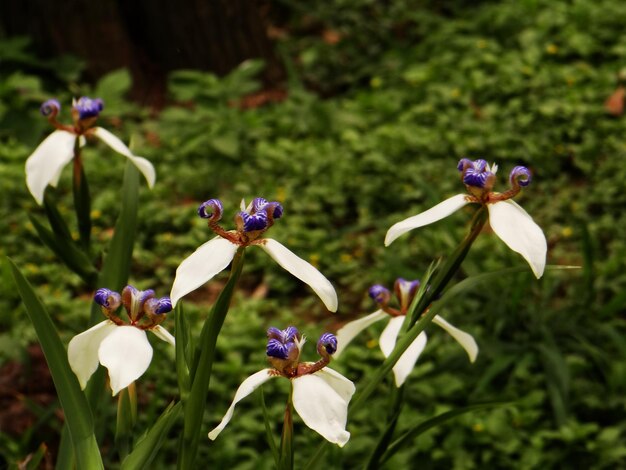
left=8, top=258, right=103, bottom=470
left=175, top=303, right=191, bottom=399
left=121, top=402, right=182, bottom=470
left=381, top=402, right=509, bottom=463
left=91, top=162, right=139, bottom=323
left=73, top=157, right=92, bottom=250
left=259, top=387, right=280, bottom=468
left=29, top=215, right=97, bottom=286
left=178, top=248, right=245, bottom=470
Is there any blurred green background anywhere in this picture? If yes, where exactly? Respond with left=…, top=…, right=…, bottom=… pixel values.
left=1, top=0, right=625, bottom=468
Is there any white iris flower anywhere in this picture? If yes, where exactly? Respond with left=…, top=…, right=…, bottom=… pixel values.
left=170, top=198, right=338, bottom=311
left=385, top=159, right=547, bottom=278
left=26, top=97, right=155, bottom=204
left=208, top=327, right=354, bottom=447
left=68, top=286, right=174, bottom=396
left=335, top=280, right=477, bottom=387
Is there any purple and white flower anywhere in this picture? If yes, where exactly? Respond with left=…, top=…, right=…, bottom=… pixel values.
left=335, top=279, right=477, bottom=387
left=26, top=97, right=155, bottom=204
left=68, top=286, right=174, bottom=396
left=170, top=198, right=338, bottom=311
left=385, top=159, right=547, bottom=278
left=208, top=327, right=354, bottom=447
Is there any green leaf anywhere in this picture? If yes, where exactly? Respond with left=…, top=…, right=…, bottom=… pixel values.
left=259, top=387, right=280, bottom=468
left=28, top=214, right=97, bottom=286
left=380, top=402, right=510, bottom=463
left=175, top=303, right=191, bottom=399
left=8, top=258, right=103, bottom=470
left=121, top=402, right=182, bottom=470
left=72, top=157, right=92, bottom=250
left=178, top=248, right=245, bottom=470
left=91, top=161, right=139, bottom=323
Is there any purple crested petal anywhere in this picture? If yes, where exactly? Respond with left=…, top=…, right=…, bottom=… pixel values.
left=251, top=197, right=268, bottom=213
left=74, top=96, right=104, bottom=119
left=241, top=211, right=268, bottom=232
left=267, top=338, right=295, bottom=359
left=463, top=167, right=493, bottom=188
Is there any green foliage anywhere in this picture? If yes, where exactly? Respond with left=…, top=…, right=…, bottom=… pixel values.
left=1, top=0, right=626, bottom=468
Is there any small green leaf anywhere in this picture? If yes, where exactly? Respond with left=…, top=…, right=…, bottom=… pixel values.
left=259, top=387, right=279, bottom=468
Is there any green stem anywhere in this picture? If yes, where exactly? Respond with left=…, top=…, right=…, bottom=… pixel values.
left=351, top=207, right=487, bottom=413
left=178, top=248, right=245, bottom=470
left=364, top=384, right=404, bottom=470
left=72, top=138, right=92, bottom=251
left=279, top=384, right=294, bottom=470
left=115, top=382, right=137, bottom=461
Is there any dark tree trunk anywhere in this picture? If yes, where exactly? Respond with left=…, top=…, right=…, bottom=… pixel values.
left=0, top=0, right=284, bottom=106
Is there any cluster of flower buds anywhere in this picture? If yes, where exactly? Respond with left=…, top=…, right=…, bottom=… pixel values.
left=197, top=197, right=284, bottom=245
left=95, top=285, right=172, bottom=329
left=457, top=158, right=532, bottom=203
left=266, top=326, right=338, bottom=378
left=369, top=278, right=420, bottom=317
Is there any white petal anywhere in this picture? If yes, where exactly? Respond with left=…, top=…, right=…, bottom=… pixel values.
left=432, top=315, right=478, bottom=362
left=98, top=326, right=153, bottom=395
left=25, top=130, right=77, bottom=205
left=292, top=370, right=354, bottom=447
left=334, top=310, right=387, bottom=357
left=170, top=237, right=238, bottom=306
left=150, top=325, right=176, bottom=346
left=208, top=369, right=276, bottom=440
left=385, top=194, right=470, bottom=246
left=379, top=316, right=428, bottom=387
left=259, top=239, right=338, bottom=312
left=67, top=320, right=117, bottom=389
left=488, top=200, right=547, bottom=278
left=92, top=127, right=156, bottom=188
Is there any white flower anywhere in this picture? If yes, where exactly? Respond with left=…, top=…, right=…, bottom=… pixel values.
left=170, top=198, right=338, bottom=311
left=68, top=286, right=174, bottom=396
left=26, top=97, right=155, bottom=205
left=208, top=328, right=354, bottom=447
left=385, top=160, right=547, bottom=279
left=334, top=280, right=477, bottom=387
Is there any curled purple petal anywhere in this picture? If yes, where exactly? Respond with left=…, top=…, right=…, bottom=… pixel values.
left=266, top=202, right=283, bottom=219
left=40, top=99, right=61, bottom=117
left=509, top=166, right=532, bottom=187
left=94, top=288, right=121, bottom=310
left=317, top=333, right=338, bottom=356
left=198, top=198, right=223, bottom=221
left=457, top=158, right=474, bottom=172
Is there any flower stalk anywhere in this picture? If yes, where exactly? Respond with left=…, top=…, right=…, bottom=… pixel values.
left=279, top=384, right=294, bottom=470
left=178, top=247, right=245, bottom=470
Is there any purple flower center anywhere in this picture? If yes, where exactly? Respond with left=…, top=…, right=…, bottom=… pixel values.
left=74, top=96, right=104, bottom=120
left=317, top=333, right=338, bottom=355
left=241, top=211, right=269, bottom=232
left=368, top=284, right=391, bottom=304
